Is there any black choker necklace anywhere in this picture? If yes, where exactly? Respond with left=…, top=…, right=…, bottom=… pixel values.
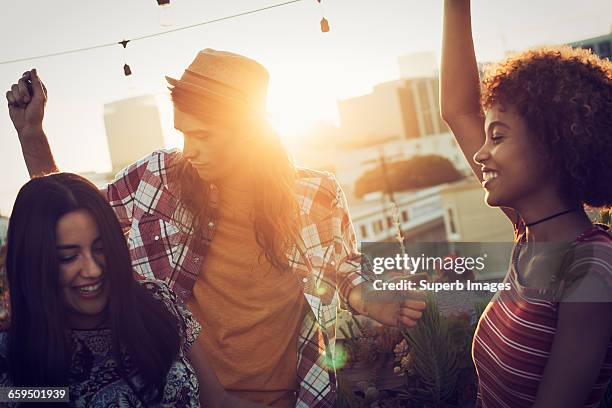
left=525, top=208, right=580, bottom=228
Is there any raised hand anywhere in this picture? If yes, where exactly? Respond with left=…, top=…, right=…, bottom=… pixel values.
left=6, top=69, right=47, bottom=135
left=5, top=68, right=57, bottom=177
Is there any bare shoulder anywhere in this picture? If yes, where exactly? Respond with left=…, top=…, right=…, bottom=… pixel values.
left=561, top=227, right=612, bottom=302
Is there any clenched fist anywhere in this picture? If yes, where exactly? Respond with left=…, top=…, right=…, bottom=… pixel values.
left=6, top=69, right=47, bottom=136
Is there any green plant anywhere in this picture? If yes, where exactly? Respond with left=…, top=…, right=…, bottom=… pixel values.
left=337, top=373, right=368, bottom=408
left=397, top=292, right=474, bottom=406
left=338, top=293, right=481, bottom=406
left=340, top=315, right=403, bottom=366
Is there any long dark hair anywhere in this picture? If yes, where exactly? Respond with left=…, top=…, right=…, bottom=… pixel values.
left=5, top=173, right=180, bottom=402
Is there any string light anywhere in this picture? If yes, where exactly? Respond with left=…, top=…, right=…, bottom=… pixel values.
left=320, top=17, right=329, bottom=33
left=316, top=0, right=330, bottom=33
left=0, top=0, right=305, bottom=66
left=156, top=0, right=173, bottom=27
left=119, top=40, right=132, bottom=77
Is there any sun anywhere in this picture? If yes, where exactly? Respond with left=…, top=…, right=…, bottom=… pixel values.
left=266, top=109, right=316, bottom=145
left=266, top=71, right=339, bottom=146
left=155, top=73, right=341, bottom=150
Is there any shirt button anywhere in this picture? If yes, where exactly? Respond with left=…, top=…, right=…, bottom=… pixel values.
left=208, top=222, right=215, bottom=228
left=194, top=257, right=200, bottom=263
left=154, top=235, right=160, bottom=241
left=330, top=260, right=335, bottom=266
left=302, top=277, right=308, bottom=283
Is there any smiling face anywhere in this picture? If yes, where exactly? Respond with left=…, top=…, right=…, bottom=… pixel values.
left=474, top=104, right=557, bottom=210
left=55, top=209, right=110, bottom=329
left=174, top=108, right=244, bottom=182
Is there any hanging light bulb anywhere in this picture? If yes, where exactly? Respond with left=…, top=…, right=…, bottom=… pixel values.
left=315, top=0, right=330, bottom=33
left=320, top=17, right=329, bottom=33
left=118, top=40, right=136, bottom=92
left=119, top=40, right=132, bottom=77
left=157, top=0, right=173, bottom=27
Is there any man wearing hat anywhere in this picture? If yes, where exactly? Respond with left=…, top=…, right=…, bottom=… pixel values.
left=7, top=50, right=425, bottom=407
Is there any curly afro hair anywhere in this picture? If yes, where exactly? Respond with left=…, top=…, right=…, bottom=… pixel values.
left=481, top=46, right=612, bottom=208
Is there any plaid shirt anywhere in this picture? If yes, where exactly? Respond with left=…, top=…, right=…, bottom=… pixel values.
left=103, top=149, right=374, bottom=407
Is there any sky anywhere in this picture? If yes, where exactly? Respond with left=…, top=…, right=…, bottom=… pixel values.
left=0, top=0, right=610, bottom=215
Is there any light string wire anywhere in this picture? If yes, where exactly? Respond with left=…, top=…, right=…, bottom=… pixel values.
left=0, top=0, right=305, bottom=66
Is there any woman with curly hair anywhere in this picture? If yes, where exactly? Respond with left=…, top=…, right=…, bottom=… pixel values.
left=441, top=1, right=612, bottom=407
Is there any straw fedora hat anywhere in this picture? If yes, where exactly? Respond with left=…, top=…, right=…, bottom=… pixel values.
left=166, top=48, right=269, bottom=113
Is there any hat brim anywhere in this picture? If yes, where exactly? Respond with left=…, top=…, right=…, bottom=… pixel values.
left=165, top=76, right=250, bottom=110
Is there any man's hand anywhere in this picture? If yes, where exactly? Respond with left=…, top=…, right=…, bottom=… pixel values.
left=348, top=282, right=426, bottom=328
left=6, top=69, right=47, bottom=136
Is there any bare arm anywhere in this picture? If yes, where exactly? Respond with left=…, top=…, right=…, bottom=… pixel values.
left=535, top=246, right=612, bottom=406
left=6, top=69, right=58, bottom=177
left=440, top=0, right=517, bottom=223
left=533, top=301, right=612, bottom=407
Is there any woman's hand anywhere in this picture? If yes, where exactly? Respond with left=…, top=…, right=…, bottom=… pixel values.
left=6, top=69, right=47, bottom=137
left=5, top=69, right=57, bottom=177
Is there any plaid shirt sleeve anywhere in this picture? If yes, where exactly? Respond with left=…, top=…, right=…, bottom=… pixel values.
left=101, top=156, right=149, bottom=233
left=332, top=176, right=375, bottom=315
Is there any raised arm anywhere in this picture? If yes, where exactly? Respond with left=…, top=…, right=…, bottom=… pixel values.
left=440, top=0, right=517, bottom=224
left=6, top=69, right=58, bottom=177
left=440, top=0, right=484, bottom=180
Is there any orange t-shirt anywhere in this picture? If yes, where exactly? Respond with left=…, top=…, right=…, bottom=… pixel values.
left=186, top=187, right=308, bottom=407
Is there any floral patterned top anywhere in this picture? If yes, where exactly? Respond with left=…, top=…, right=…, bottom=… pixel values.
left=0, top=279, right=201, bottom=407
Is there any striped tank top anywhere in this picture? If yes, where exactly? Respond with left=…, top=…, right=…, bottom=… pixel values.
left=472, top=225, right=612, bottom=407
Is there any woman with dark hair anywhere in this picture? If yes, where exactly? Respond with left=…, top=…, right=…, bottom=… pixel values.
left=0, top=173, right=260, bottom=407
left=441, top=1, right=612, bottom=407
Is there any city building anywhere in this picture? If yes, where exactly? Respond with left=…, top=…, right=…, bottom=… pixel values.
left=440, top=178, right=513, bottom=243
left=569, top=32, right=612, bottom=59
left=337, top=76, right=449, bottom=141
left=295, top=133, right=472, bottom=201
left=336, top=178, right=513, bottom=336
left=336, top=79, right=407, bottom=142
left=440, top=178, right=514, bottom=280
left=349, top=179, right=512, bottom=243
left=347, top=178, right=513, bottom=278
left=349, top=185, right=446, bottom=244
left=103, top=95, right=167, bottom=175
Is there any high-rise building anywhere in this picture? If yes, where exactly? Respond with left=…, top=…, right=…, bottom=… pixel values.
left=103, top=95, right=166, bottom=174
left=337, top=79, right=406, bottom=141
left=337, top=77, right=448, bottom=141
